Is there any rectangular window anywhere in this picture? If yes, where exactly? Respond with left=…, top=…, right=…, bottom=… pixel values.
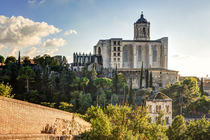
left=149, top=105, right=152, bottom=113
left=152, top=45, right=157, bottom=62
left=114, top=58, right=116, bottom=62
left=118, top=41, right=120, bottom=45
left=114, top=47, right=116, bottom=51
left=114, top=53, right=116, bottom=56
left=166, top=117, right=169, bottom=125
left=118, top=58, right=120, bottom=61
left=118, top=47, right=120, bottom=51
left=138, top=46, right=142, bottom=61
left=166, top=105, right=169, bottom=113
left=123, top=46, right=128, bottom=62
left=118, top=53, right=120, bottom=56
left=156, top=105, right=159, bottom=113
left=114, top=41, right=116, bottom=45
left=159, top=105, right=161, bottom=112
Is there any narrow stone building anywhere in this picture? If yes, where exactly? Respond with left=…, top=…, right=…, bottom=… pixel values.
left=146, top=92, right=172, bottom=125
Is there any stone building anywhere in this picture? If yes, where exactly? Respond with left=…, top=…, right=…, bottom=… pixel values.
left=72, top=53, right=103, bottom=72
left=146, top=92, right=172, bottom=125
left=72, top=12, right=179, bottom=88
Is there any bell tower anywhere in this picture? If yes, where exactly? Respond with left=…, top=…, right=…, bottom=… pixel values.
left=134, top=11, right=150, bottom=40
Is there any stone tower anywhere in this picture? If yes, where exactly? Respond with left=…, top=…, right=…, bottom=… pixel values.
left=134, top=12, right=150, bottom=40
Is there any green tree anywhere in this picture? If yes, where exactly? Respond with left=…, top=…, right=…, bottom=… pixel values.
left=145, top=69, right=149, bottom=88
left=185, top=116, right=210, bottom=140
left=0, top=55, right=5, bottom=63
left=80, top=77, right=89, bottom=93
left=85, top=106, right=112, bottom=139
left=200, top=78, right=204, bottom=96
left=93, top=77, right=112, bottom=91
left=17, top=66, right=35, bottom=93
left=167, top=115, right=186, bottom=140
left=79, top=93, right=92, bottom=113
left=0, top=82, right=14, bottom=98
left=140, top=62, right=144, bottom=89
left=5, top=56, right=16, bottom=65
left=149, top=71, right=153, bottom=88
left=58, top=102, right=73, bottom=112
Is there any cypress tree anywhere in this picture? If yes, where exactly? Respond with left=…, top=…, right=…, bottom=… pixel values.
left=114, top=65, right=118, bottom=94
left=128, top=78, right=133, bottom=105
left=149, top=71, right=153, bottom=88
left=200, top=78, right=204, bottom=96
left=145, top=69, right=149, bottom=88
left=140, top=62, right=143, bottom=89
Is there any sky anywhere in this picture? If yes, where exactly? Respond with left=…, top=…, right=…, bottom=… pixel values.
left=0, top=0, right=210, bottom=77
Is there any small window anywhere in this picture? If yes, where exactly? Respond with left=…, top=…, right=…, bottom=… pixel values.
left=118, top=58, right=120, bottom=61
left=156, top=105, right=159, bottom=113
left=114, top=53, right=116, bottom=56
left=114, top=47, right=116, bottom=51
left=114, top=41, right=116, bottom=45
left=118, top=47, right=120, bottom=51
left=149, top=105, right=152, bottom=113
left=118, top=41, right=120, bottom=45
left=166, top=105, right=169, bottom=113
left=166, top=117, right=169, bottom=125
left=118, top=53, right=120, bottom=56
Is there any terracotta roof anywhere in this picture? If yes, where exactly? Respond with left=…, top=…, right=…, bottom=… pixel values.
left=147, top=92, right=172, bottom=101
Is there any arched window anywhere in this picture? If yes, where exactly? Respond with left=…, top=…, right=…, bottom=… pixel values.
left=143, top=27, right=146, bottom=36
left=98, top=47, right=101, bottom=55
left=138, top=46, right=142, bottom=61
left=123, top=46, right=128, bottom=62
left=152, top=46, right=157, bottom=62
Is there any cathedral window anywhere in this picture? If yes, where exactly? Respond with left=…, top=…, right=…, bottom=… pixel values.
left=123, top=46, right=128, bottom=62
left=98, top=47, right=101, bottom=55
left=152, top=46, right=157, bottom=62
left=138, top=46, right=142, bottom=61
left=114, top=47, right=116, bottom=51
left=118, top=47, right=120, bottom=51
left=118, top=53, right=120, bottom=56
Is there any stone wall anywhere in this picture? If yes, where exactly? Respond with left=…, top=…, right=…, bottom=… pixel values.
left=0, top=96, right=91, bottom=135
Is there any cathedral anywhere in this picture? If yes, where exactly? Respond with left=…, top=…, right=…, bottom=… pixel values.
left=72, top=12, right=178, bottom=89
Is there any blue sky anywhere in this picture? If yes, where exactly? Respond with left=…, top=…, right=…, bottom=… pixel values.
left=0, top=0, right=210, bottom=77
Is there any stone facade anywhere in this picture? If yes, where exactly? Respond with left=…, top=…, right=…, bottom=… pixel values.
left=72, top=53, right=103, bottom=72
left=146, top=92, right=172, bottom=125
left=72, top=12, right=179, bottom=88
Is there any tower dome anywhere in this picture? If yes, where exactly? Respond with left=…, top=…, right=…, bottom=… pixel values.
left=136, top=12, right=148, bottom=23
left=134, top=11, right=150, bottom=40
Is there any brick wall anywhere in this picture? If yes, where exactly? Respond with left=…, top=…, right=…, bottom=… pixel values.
left=0, top=96, right=91, bottom=135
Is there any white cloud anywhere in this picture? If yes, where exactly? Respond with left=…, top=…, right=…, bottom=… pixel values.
left=40, top=0, right=46, bottom=4
left=28, top=0, right=46, bottom=4
left=43, top=38, right=66, bottom=47
left=25, top=47, right=39, bottom=57
left=0, top=15, right=61, bottom=56
left=42, top=48, right=59, bottom=56
left=28, top=0, right=36, bottom=4
left=64, top=29, right=77, bottom=35
left=0, top=44, right=5, bottom=51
